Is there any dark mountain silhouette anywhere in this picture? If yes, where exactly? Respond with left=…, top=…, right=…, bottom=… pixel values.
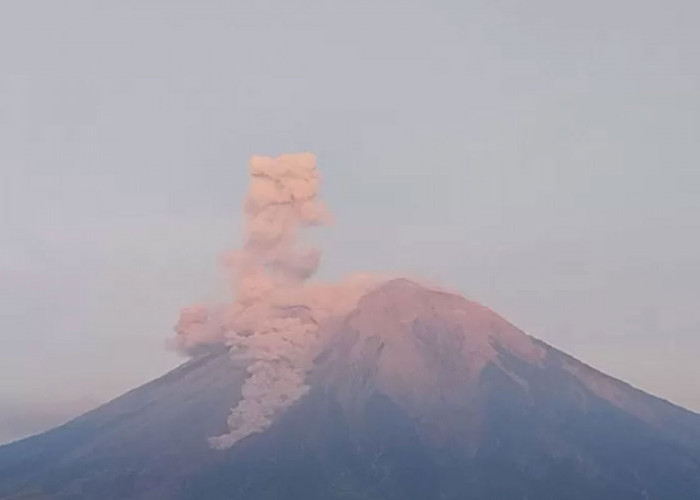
left=1, top=279, right=699, bottom=499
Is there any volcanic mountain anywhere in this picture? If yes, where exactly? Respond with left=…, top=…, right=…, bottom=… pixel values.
left=1, top=279, right=699, bottom=499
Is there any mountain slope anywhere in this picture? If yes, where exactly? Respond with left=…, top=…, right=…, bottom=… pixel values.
left=0, top=347, right=244, bottom=499
left=1, top=279, right=699, bottom=499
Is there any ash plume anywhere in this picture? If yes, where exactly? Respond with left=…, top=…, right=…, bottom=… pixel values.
left=174, top=153, right=384, bottom=448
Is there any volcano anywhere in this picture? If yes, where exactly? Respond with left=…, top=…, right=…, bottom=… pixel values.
left=1, top=279, right=699, bottom=499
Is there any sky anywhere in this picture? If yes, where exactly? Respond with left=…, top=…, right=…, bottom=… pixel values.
left=1, top=0, right=699, bottom=444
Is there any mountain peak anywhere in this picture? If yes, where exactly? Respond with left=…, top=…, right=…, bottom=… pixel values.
left=350, top=277, right=545, bottom=365
left=311, top=279, right=550, bottom=451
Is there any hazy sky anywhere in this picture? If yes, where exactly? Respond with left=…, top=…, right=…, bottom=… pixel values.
left=1, top=0, right=699, bottom=444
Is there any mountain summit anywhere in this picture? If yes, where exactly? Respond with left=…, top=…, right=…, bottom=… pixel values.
left=1, top=279, right=699, bottom=499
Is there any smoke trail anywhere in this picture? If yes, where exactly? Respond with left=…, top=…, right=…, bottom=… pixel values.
left=175, top=153, right=382, bottom=448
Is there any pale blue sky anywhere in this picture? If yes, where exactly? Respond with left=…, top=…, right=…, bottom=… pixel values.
left=1, top=0, right=699, bottom=443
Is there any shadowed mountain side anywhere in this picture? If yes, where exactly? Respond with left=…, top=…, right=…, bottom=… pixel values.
left=1, top=280, right=699, bottom=499
left=183, top=388, right=700, bottom=500
left=0, top=347, right=244, bottom=499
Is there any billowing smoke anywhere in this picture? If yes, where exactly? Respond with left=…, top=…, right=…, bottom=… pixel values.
left=230, top=153, right=331, bottom=302
left=174, top=153, right=383, bottom=448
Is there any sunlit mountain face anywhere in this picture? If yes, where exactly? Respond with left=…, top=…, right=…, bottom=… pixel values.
left=1, top=279, right=699, bottom=500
